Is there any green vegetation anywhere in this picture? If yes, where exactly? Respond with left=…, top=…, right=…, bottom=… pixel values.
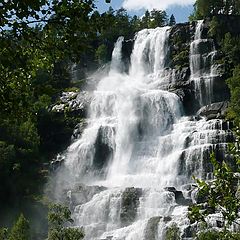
left=189, top=152, right=240, bottom=226
left=48, top=204, right=84, bottom=240
left=190, top=0, right=240, bottom=20
left=165, top=223, right=180, bottom=240
left=0, top=204, right=81, bottom=240
left=0, top=214, right=30, bottom=240
left=197, top=230, right=240, bottom=240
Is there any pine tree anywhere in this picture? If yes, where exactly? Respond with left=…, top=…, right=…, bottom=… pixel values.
left=169, top=14, right=176, bottom=26
left=9, top=214, right=30, bottom=240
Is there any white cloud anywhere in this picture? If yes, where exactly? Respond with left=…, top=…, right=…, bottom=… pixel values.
left=122, top=0, right=195, bottom=11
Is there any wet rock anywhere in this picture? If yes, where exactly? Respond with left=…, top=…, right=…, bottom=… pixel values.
left=68, top=184, right=107, bottom=208
left=93, top=126, right=115, bottom=171
left=50, top=154, right=65, bottom=171
left=182, top=225, right=196, bottom=238
left=120, top=187, right=142, bottom=227
left=163, top=216, right=172, bottom=222
left=197, top=101, right=229, bottom=120
left=72, top=120, right=88, bottom=140
left=144, top=216, right=162, bottom=240
left=51, top=91, right=91, bottom=117
left=164, top=187, right=192, bottom=206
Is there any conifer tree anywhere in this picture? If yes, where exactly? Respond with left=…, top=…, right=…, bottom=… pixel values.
left=169, top=14, right=176, bottom=26
left=9, top=214, right=30, bottom=240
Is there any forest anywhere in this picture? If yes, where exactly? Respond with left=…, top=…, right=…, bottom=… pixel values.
left=0, top=0, right=240, bottom=239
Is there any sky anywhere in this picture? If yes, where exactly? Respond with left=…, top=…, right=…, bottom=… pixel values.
left=95, top=0, right=195, bottom=23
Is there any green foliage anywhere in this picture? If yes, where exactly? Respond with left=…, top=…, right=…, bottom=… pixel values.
left=190, top=0, right=240, bottom=20
left=227, top=65, right=240, bottom=123
left=173, top=49, right=189, bottom=70
left=189, top=152, right=240, bottom=228
left=48, top=203, right=84, bottom=240
left=197, top=230, right=240, bottom=240
left=169, top=14, right=176, bottom=26
left=0, top=228, right=9, bottom=240
left=95, top=44, right=108, bottom=64
left=140, top=9, right=168, bottom=29
left=222, top=34, right=240, bottom=67
left=165, top=223, right=181, bottom=240
left=8, top=214, right=30, bottom=240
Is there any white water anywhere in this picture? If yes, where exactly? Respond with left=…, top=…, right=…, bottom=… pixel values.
left=52, top=26, right=230, bottom=239
left=190, top=20, right=218, bottom=107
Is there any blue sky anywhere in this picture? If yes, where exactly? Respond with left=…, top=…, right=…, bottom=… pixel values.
left=95, top=0, right=194, bottom=23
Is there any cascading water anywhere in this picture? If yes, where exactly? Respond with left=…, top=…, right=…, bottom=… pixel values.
left=190, top=20, right=218, bottom=107
left=51, top=26, right=231, bottom=239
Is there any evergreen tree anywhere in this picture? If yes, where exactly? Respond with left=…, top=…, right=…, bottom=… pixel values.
left=141, top=10, right=151, bottom=28
left=191, top=0, right=240, bottom=19
left=169, top=14, right=176, bottom=26
left=48, top=204, right=84, bottom=240
left=9, top=214, right=30, bottom=240
left=149, top=9, right=168, bottom=28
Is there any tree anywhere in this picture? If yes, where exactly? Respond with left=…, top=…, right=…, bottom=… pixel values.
left=48, top=203, right=84, bottom=240
left=9, top=214, right=30, bottom=240
left=190, top=0, right=240, bottom=19
left=169, top=14, right=176, bottom=26
left=149, top=9, right=168, bottom=28
left=141, top=10, right=151, bottom=28
left=95, top=44, right=108, bottom=64
left=227, top=65, right=240, bottom=123
left=188, top=152, right=240, bottom=236
left=0, top=228, right=8, bottom=240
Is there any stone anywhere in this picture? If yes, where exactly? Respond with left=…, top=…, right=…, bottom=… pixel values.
left=163, top=216, right=172, bottom=222
left=68, top=184, right=107, bottom=209
left=51, top=91, right=91, bottom=118
left=72, top=120, right=88, bottom=140
left=144, top=216, right=162, bottom=240
left=182, top=226, right=194, bottom=238
left=93, top=126, right=115, bottom=171
left=197, top=101, right=229, bottom=120
left=120, top=187, right=142, bottom=227
left=164, top=187, right=192, bottom=206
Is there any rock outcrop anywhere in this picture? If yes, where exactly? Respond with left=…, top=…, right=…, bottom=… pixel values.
left=120, top=187, right=142, bottom=227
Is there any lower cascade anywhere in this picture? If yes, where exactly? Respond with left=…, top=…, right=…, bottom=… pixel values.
left=50, top=25, right=232, bottom=239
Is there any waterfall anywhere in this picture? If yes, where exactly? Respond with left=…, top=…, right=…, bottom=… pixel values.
left=190, top=20, right=218, bottom=107
left=110, top=36, right=124, bottom=73
left=50, top=26, right=231, bottom=240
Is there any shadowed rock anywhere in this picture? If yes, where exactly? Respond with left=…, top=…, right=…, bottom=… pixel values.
left=120, top=187, right=142, bottom=227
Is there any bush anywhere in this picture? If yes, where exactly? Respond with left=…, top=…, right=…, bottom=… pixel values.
left=165, top=223, right=180, bottom=240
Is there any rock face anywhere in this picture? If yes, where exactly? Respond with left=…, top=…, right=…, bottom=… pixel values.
left=120, top=187, right=142, bottom=227
left=197, top=101, right=228, bottom=120
left=164, top=187, right=192, bottom=206
left=93, top=126, right=115, bottom=171
left=67, top=184, right=107, bottom=210
left=167, top=20, right=231, bottom=115
left=51, top=91, right=91, bottom=117
left=144, top=217, right=162, bottom=240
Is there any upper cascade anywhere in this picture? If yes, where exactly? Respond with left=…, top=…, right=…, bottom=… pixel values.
left=50, top=25, right=232, bottom=240
left=110, top=36, right=124, bottom=73
left=190, top=20, right=218, bottom=107
left=130, top=27, right=170, bottom=78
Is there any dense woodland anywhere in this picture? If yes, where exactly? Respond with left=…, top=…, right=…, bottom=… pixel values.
left=0, top=0, right=240, bottom=239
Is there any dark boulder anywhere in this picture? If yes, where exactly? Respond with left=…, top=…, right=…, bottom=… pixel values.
left=164, top=187, right=192, bottom=206
left=93, top=125, right=115, bottom=171
left=67, top=184, right=107, bottom=209
left=120, top=187, right=142, bottom=227
left=144, top=216, right=162, bottom=240
left=197, top=101, right=228, bottom=120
